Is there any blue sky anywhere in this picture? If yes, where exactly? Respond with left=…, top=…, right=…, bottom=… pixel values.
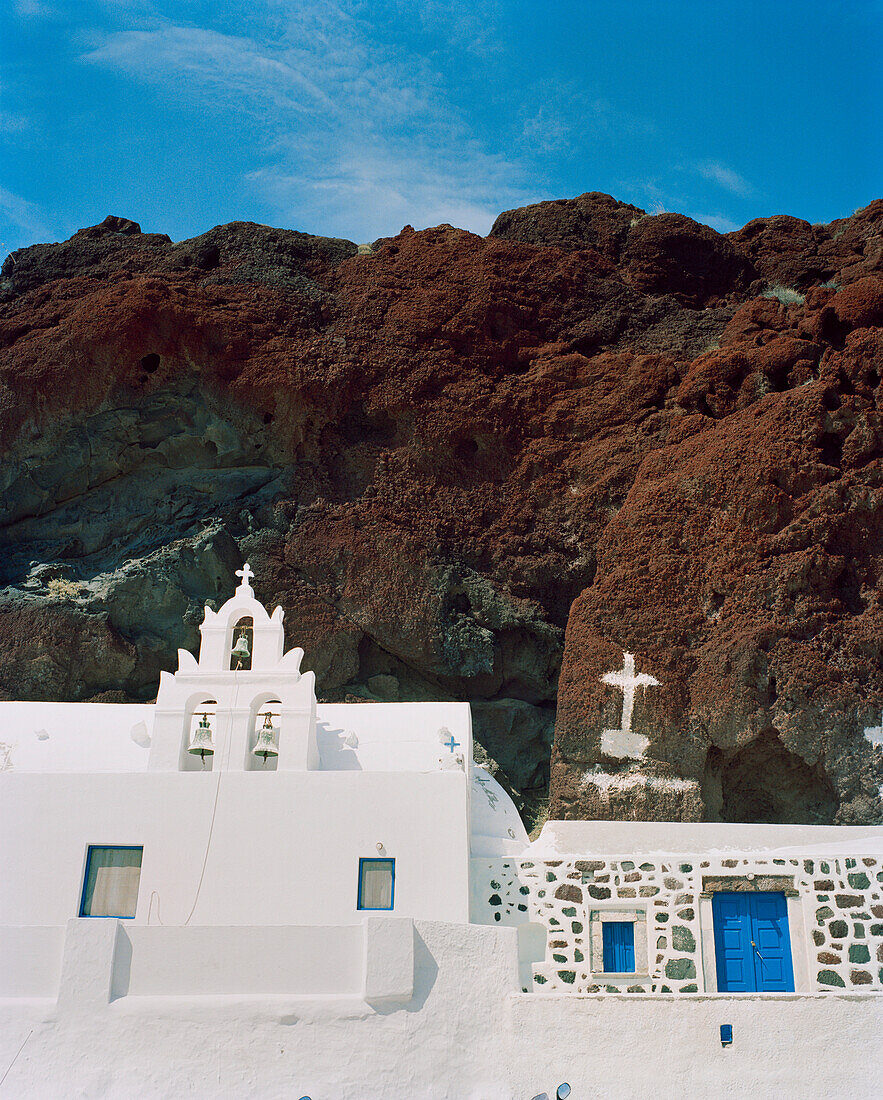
left=1, top=1, right=881, bottom=255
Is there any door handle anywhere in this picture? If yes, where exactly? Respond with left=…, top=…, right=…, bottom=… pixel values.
left=750, top=940, right=766, bottom=963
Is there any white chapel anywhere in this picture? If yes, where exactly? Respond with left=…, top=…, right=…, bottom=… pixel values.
left=0, top=567, right=880, bottom=1099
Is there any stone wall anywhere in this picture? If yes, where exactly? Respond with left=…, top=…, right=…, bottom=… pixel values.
left=807, top=857, right=883, bottom=988
left=472, top=853, right=883, bottom=994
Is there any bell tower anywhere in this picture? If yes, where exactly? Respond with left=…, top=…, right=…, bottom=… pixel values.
left=147, top=564, right=318, bottom=772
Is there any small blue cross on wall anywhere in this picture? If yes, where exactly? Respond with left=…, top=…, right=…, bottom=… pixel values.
left=443, top=733, right=460, bottom=753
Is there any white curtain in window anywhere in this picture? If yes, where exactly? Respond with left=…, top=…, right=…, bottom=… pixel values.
left=360, top=861, right=393, bottom=909
left=82, top=847, right=142, bottom=917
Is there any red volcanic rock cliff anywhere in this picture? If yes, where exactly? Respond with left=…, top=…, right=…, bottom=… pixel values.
left=1, top=194, right=881, bottom=825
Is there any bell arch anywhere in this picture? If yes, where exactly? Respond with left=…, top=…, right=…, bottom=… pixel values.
left=149, top=565, right=316, bottom=772
left=181, top=698, right=218, bottom=772
left=229, top=616, right=254, bottom=670
left=245, top=692, right=283, bottom=771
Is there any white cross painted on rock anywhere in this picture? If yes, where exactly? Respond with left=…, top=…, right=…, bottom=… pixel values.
left=600, top=651, right=660, bottom=760
left=235, top=563, right=255, bottom=589
left=863, top=712, right=883, bottom=749
left=862, top=712, right=883, bottom=800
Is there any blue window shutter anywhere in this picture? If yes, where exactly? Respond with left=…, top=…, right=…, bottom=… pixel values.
left=602, top=921, right=635, bottom=971
left=620, top=923, right=635, bottom=970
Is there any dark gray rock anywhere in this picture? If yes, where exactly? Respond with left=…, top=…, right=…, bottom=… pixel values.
left=664, top=958, right=696, bottom=980
left=671, top=926, right=696, bottom=952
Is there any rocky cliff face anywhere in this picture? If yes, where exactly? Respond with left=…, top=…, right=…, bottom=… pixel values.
left=2, top=196, right=882, bottom=825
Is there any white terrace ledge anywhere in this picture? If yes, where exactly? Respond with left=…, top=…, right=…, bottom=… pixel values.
left=510, top=990, right=883, bottom=1000
left=529, top=820, right=883, bottom=857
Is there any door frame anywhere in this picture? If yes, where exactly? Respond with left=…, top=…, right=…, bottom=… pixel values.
left=698, top=875, right=810, bottom=993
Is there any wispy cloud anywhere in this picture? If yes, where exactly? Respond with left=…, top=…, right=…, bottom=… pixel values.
left=82, top=26, right=336, bottom=114
left=0, top=111, right=28, bottom=133
left=695, top=160, right=754, bottom=197
left=250, top=142, right=511, bottom=240
left=618, top=175, right=674, bottom=214
left=407, top=0, right=506, bottom=57
left=0, top=186, right=54, bottom=249
left=687, top=211, right=741, bottom=234
left=80, top=5, right=530, bottom=240
left=521, top=105, right=571, bottom=157
left=13, top=0, right=58, bottom=15
left=615, top=176, right=744, bottom=234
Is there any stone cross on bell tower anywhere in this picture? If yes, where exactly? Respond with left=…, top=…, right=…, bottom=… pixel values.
left=600, top=651, right=659, bottom=759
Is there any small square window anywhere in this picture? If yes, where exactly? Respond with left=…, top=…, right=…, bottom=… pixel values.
left=590, top=910, right=647, bottom=976
left=80, top=846, right=143, bottom=918
left=358, top=858, right=395, bottom=910
left=602, top=920, right=636, bottom=972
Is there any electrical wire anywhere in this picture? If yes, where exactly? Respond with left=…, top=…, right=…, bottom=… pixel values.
left=147, top=890, right=164, bottom=926
left=0, top=1030, right=33, bottom=1090
left=183, top=665, right=240, bottom=925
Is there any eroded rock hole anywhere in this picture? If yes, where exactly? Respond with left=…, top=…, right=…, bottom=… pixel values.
left=817, top=431, right=843, bottom=468
left=765, top=361, right=791, bottom=393
left=706, top=591, right=725, bottom=619
left=338, top=402, right=397, bottom=446
left=194, top=243, right=220, bottom=270
left=455, top=438, right=479, bottom=462
left=140, top=353, right=160, bottom=374
left=818, top=308, right=851, bottom=351
left=719, top=729, right=837, bottom=824
left=836, top=562, right=865, bottom=615
left=449, top=591, right=471, bottom=615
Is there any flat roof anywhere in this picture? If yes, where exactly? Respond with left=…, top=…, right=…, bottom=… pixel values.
left=0, top=699, right=472, bottom=774
left=532, top=819, right=883, bottom=856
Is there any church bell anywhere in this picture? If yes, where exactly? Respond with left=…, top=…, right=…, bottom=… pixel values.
left=231, top=633, right=251, bottom=668
left=252, top=712, right=279, bottom=764
left=188, top=713, right=215, bottom=764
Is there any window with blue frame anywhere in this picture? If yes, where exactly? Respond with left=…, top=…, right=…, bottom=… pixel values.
left=358, top=858, right=395, bottom=910
left=80, top=846, right=143, bottom=918
left=602, top=920, right=636, bottom=972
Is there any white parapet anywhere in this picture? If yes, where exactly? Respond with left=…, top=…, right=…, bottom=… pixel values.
left=362, top=916, right=415, bottom=1004
left=57, top=918, right=120, bottom=1011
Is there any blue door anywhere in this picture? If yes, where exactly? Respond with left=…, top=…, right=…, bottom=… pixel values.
left=712, top=892, right=794, bottom=992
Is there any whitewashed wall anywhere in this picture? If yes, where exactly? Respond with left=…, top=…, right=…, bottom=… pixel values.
left=1, top=918, right=414, bottom=1003
left=0, top=700, right=472, bottom=776
left=0, top=770, right=470, bottom=927
left=0, top=927, right=64, bottom=997
left=118, top=925, right=366, bottom=997
left=0, top=919, right=880, bottom=1099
